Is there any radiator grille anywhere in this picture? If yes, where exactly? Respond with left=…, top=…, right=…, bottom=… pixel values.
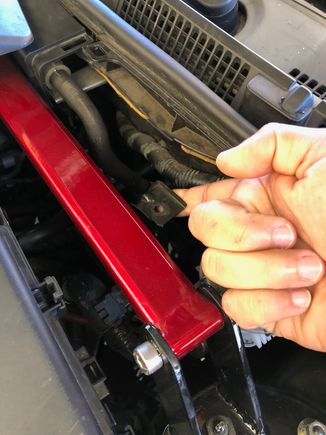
left=289, top=68, right=326, bottom=100
left=119, top=0, right=250, bottom=105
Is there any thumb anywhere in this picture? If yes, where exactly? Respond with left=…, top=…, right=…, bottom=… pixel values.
left=217, top=123, right=326, bottom=179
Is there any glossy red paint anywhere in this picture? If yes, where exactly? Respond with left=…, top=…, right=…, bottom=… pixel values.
left=0, top=58, right=223, bottom=357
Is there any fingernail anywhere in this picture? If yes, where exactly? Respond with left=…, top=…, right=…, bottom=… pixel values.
left=291, top=289, right=311, bottom=308
left=272, top=225, right=295, bottom=248
left=298, top=255, right=324, bottom=283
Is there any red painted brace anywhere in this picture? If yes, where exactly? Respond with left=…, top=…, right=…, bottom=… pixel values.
left=0, top=58, right=223, bottom=357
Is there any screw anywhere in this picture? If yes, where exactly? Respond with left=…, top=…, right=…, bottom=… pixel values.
left=133, top=341, right=164, bottom=375
left=298, top=419, right=326, bottom=435
left=214, top=420, right=229, bottom=435
left=312, top=424, right=326, bottom=435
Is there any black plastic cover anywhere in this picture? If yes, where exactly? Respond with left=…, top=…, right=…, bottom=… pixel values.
left=0, top=211, right=113, bottom=435
left=16, top=0, right=88, bottom=83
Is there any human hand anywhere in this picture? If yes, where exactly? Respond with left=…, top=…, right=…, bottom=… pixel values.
left=176, top=124, right=326, bottom=351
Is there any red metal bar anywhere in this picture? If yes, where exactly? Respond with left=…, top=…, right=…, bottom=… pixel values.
left=0, top=58, right=223, bottom=357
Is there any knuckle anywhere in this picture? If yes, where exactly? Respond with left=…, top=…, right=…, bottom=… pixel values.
left=200, top=183, right=210, bottom=204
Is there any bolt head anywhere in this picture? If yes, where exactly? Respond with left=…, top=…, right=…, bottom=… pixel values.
left=298, top=419, right=326, bottom=435
left=133, top=341, right=164, bottom=375
left=214, top=420, right=229, bottom=435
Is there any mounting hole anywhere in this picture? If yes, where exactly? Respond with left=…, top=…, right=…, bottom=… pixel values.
left=153, top=204, right=165, bottom=214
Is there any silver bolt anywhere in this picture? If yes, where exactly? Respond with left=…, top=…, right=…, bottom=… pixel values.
left=133, top=341, right=164, bottom=375
left=313, top=427, right=326, bottom=435
left=214, top=420, right=229, bottom=435
left=298, top=419, right=326, bottom=435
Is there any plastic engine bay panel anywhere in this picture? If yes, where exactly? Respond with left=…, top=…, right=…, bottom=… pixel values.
left=237, top=0, right=326, bottom=84
left=0, top=211, right=110, bottom=435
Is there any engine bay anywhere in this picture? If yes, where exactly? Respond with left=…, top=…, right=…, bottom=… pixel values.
left=0, top=0, right=325, bottom=434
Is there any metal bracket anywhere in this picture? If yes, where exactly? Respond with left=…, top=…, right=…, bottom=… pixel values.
left=138, top=325, right=203, bottom=435
left=134, top=181, right=186, bottom=226
left=198, top=279, right=266, bottom=435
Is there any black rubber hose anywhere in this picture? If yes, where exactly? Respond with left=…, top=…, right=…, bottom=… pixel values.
left=116, top=112, right=218, bottom=188
left=49, top=69, right=148, bottom=192
left=60, top=0, right=256, bottom=148
left=18, top=212, right=72, bottom=254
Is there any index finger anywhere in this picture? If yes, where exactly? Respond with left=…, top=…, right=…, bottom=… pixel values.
left=175, top=178, right=240, bottom=216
